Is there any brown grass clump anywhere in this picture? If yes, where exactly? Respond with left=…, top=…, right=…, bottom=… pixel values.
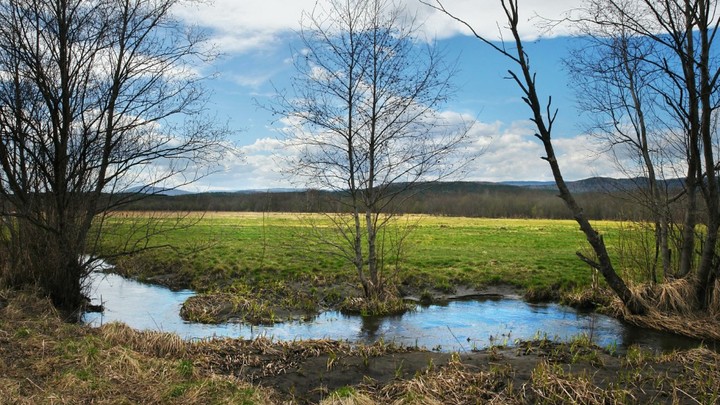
left=0, top=290, right=278, bottom=405
left=524, top=360, right=633, bottom=404
left=1, top=287, right=59, bottom=321
left=604, top=279, right=720, bottom=342
left=99, top=322, right=187, bottom=357
left=633, top=278, right=697, bottom=315
left=363, top=358, right=516, bottom=404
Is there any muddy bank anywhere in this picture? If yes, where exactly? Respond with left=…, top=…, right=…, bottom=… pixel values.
left=192, top=334, right=719, bottom=404
left=4, top=288, right=720, bottom=404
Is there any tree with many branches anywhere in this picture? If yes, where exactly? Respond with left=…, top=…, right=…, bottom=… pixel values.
left=427, top=0, right=720, bottom=316
left=273, top=0, right=470, bottom=308
left=0, top=0, right=226, bottom=313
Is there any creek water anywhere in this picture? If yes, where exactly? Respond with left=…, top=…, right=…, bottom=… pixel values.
left=82, top=272, right=705, bottom=352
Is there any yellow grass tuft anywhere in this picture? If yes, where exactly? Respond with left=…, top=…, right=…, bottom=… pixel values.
left=631, top=278, right=696, bottom=315
left=526, top=360, right=634, bottom=404
left=99, top=322, right=186, bottom=357
left=371, top=360, right=515, bottom=404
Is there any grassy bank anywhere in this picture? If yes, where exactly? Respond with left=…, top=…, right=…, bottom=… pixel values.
left=2, top=288, right=719, bottom=404
left=99, top=212, right=626, bottom=294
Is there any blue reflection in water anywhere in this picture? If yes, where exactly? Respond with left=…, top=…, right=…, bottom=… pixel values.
left=83, top=272, right=705, bottom=352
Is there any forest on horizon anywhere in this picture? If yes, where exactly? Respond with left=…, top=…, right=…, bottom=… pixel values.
left=125, top=177, right=688, bottom=221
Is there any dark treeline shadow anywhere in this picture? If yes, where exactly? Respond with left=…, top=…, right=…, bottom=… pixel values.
left=116, top=181, right=693, bottom=222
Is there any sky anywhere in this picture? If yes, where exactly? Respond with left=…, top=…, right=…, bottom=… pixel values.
left=171, top=0, right=623, bottom=191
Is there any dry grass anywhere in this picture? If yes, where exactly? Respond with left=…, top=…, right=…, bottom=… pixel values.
left=354, top=357, right=515, bottom=404
left=524, top=360, right=631, bottom=404
left=320, top=393, right=378, bottom=405
left=595, top=279, right=720, bottom=342
left=0, top=290, right=277, bottom=405
left=191, top=334, right=416, bottom=382
left=632, top=278, right=697, bottom=315
left=99, top=322, right=187, bottom=357
left=619, top=308, right=720, bottom=341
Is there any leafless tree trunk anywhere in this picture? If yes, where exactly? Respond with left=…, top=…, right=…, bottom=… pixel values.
left=425, top=0, right=646, bottom=314
left=272, top=0, right=470, bottom=304
left=567, top=3, right=675, bottom=283
left=577, top=0, right=720, bottom=308
left=0, top=0, right=226, bottom=313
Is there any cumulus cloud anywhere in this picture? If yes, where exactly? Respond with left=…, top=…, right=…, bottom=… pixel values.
left=189, top=118, right=623, bottom=191
left=175, top=0, right=578, bottom=55
left=462, top=121, right=623, bottom=183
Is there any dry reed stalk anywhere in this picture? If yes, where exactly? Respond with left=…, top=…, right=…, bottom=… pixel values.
left=371, top=361, right=515, bottom=404
left=525, top=360, right=633, bottom=405
left=654, top=278, right=697, bottom=315
left=622, top=309, right=720, bottom=341
left=99, top=322, right=186, bottom=357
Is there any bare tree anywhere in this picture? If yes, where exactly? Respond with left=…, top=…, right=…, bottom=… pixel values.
left=569, top=0, right=720, bottom=309
left=425, top=0, right=646, bottom=314
left=272, top=0, right=470, bottom=307
left=566, top=3, right=675, bottom=283
left=427, top=0, right=720, bottom=314
left=0, top=0, right=226, bottom=313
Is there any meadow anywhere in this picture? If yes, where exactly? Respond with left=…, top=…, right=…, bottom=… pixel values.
left=98, top=212, right=634, bottom=297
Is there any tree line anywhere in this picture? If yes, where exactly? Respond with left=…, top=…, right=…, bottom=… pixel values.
left=120, top=181, right=686, bottom=221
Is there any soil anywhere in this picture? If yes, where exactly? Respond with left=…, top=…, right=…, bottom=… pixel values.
left=196, top=337, right=703, bottom=404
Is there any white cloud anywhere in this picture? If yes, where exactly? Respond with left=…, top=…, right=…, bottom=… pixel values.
left=462, top=121, right=623, bottom=183
left=229, top=72, right=276, bottom=89
left=189, top=117, right=625, bottom=191
left=174, top=0, right=316, bottom=54
left=408, top=0, right=578, bottom=40
left=175, top=0, right=578, bottom=55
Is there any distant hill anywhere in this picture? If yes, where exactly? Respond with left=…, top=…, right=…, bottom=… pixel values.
left=124, top=186, right=193, bottom=196
left=119, top=176, right=686, bottom=220
left=502, top=177, right=684, bottom=193
left=127, top=176, right=685, bottom=197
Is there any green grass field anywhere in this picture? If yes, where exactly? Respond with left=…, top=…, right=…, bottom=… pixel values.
left=97, top=212, right=638, bottom=296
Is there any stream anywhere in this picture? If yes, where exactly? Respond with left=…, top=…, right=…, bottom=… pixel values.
left=82, top=271, right=707, bottom=353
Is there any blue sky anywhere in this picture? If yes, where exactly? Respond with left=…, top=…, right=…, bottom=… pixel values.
left=173, top=0, right=622, bottom=191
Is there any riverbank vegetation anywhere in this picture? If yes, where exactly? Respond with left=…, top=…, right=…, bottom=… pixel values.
left=100, top=213, right=605, bottom=292
left=98, top=213, right=609, bottom=321
left=2, top=287, right=719, bottom=404
left=117, top=180, right=667, bottom=221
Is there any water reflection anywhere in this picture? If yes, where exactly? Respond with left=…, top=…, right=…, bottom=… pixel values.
left=83, top=272, right=708, bottom=352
